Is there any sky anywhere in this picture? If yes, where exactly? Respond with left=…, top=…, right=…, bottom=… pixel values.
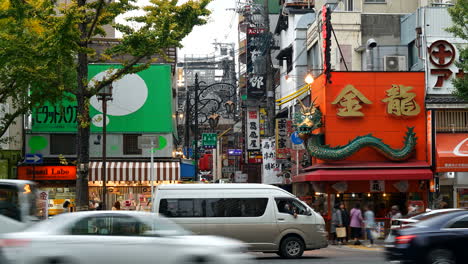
left=118, top=0, right=239, bottom=59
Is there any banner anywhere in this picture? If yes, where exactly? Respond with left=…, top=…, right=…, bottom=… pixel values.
left=246, top=107, right=260, bottom=150
left=276, top=118, right=290, bottom=159
left=32, top=64, right=173, bottom=133
left=262, top=137, right=281, bottom=184
left=247, top=27, right=267, bottom=99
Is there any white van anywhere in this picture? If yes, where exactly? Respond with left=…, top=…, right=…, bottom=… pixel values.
left=153, top=184, right=327, bottom=258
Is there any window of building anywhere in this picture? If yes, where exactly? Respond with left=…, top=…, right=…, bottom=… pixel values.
left=436, top=110, right=468, bottom=132
left=159, top=198, right=268, bottom=218
left=123, top=134, right=142, bottom=155
left=50, top=134, right=76, bottom=155
left=345, top=0, right=354, bottom=11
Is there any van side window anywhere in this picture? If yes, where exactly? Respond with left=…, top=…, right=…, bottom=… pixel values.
left=275, top=198, right=307, bottom=216
left=159, top=198, right=268, bottom=218
left=159, top=199, right=203, bottom=217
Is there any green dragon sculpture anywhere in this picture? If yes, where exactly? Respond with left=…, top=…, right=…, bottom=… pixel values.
left=294, top=101, right=417, bottom=161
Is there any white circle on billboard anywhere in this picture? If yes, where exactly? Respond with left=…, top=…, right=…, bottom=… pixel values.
left=90, top=70, right=148, bottom=116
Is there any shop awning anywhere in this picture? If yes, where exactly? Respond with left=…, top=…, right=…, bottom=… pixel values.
left=436, top=133, right=468, bottom=172
left=293, top=168, right=433, bottom=183
left=88, top=162, right=180, bottom=182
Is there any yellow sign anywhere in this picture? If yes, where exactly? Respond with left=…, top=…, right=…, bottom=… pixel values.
left=331, top=85, right=372, bottom=117
left=382, top=85, right=420, bottom=117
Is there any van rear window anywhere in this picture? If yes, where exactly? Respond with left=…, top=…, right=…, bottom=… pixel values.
left=159, top=198, right=268, bottom=218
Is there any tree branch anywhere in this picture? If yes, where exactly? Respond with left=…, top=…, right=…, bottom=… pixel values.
left=0, top=106, right=28, bottom=139
left=86, top=0, right=106, bottom=43
left=86, top=54, right=147, bottom=96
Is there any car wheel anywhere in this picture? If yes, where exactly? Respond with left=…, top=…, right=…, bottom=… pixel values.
left=428, top=248, right=455, bottom=264
left=280, top=236, right=304, bottom=258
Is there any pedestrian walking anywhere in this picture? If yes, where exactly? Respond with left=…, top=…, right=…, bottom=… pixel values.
left=349, top=203, right=363, bottom=245
left=330, top=203, right=343, bottom=245
left=363, top=204, right=376, bottom=247
left=339, top=202, right=350, bottom=243
left=389, top=205, right=402, bottom=225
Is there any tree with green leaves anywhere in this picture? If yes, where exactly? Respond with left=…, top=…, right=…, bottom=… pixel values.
left=447, top=0, right=468, bottom=101
left=0, top=0, right=76, bottom=141
left=1, top=0, right=211, bottom=210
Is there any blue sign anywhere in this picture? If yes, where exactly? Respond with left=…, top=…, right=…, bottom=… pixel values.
left=228, top=149, right=242, bottom=156
left=25, top=153, right=43, bottom=164
left=291, top=132, right=304, bottom=145
left=183, top=147, right=193, bottom=158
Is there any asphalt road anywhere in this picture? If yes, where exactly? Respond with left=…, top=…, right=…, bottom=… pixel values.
left=254, top=245, right=387, bottom=264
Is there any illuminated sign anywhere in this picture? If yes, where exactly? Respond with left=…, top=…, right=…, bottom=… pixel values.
left=18, top=166, right=77, bottom=181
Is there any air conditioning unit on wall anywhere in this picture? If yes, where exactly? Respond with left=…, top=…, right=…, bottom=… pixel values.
left=384, top=56, right=407, bottom=71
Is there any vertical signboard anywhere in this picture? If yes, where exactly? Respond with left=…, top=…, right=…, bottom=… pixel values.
left=426, top=40, right=464, bottom=94
left=262, top=137, right=281, bottom=184
left=276, top=118, right=289, bottom=159
left=247, top=107, right=260, bottom=150
left=322, top=5, right=332, bottom=83
left=247, top=27, right=266, bottom=99
left=259, top=108, right=267, bottom=136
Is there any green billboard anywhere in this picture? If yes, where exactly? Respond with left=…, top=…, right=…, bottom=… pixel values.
left=31, top=64, right=174, bottom=133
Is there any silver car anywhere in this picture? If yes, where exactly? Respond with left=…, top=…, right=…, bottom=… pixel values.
left=0, top=211, right=253, bottom=264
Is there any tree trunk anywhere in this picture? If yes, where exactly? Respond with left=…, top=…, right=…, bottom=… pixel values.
left=75, top=0, right=90, bottom=211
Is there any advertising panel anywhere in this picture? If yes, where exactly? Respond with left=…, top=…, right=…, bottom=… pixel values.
left=247, top=27, right=266, bottom=99
left=246, top=107, right=260, bottom=150
left=310, top=72, right=427, bottom=163
left=31, top=64, right=173, bottom=133
left=18, top=166, right=77, bottom=180
left=276, top=118, right=290, bottom=159
left=262, top=137, right=281, bottom=184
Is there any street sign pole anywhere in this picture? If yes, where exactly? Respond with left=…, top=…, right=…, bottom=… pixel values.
left=138, top=135, right=159, bottom=210
left=150, top=138, right=154, bottom=207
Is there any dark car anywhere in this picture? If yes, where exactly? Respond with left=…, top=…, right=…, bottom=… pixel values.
left=385, top=209, right=468, bottom=264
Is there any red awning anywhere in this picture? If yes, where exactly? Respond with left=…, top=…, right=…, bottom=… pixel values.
left=293, top=168, right=433, bottom=183
left=436, top=133, right=468, bottom=172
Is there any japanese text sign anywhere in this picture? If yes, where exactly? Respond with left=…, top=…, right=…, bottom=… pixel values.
left=427, top=40, right=465, bottom=93
left=247, top=107, right=260, bottom=150
left=262, top=137, right=281, bottom=184
left=276, top=118, right=290, bottom=159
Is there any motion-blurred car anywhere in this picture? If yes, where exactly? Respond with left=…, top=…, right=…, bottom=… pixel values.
left=385, top=209, right=468, bottom=264
left=389, top=208, right=465, bottom=229
left=0, top=211, right=253, bottom=264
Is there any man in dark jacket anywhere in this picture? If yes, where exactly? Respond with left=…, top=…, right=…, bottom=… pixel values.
left=339, top=202, right=350, bottom=244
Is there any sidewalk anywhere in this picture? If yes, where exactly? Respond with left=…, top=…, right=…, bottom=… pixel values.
left=332, top=239, right=385, bottom=251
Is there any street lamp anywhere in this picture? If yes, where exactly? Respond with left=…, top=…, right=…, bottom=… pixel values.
left=224, top=100, right=235, bottom=117
left=208, top=113, right=220, bottom=131
left=185, top=75, right=237, bottom=181
left=305, top=73, right=314, bottom=84
left=97, top=83, right=113, bottom=210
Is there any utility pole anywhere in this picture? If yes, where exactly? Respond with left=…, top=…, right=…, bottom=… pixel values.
left=264, top=0, right=275, bottom=137
left=194, top=73, right=200, bottom=182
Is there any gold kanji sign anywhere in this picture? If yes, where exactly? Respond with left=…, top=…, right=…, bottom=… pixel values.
left=382, top=85, right=420, bottom=117
left=331, top=85, right=372, bottom=117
